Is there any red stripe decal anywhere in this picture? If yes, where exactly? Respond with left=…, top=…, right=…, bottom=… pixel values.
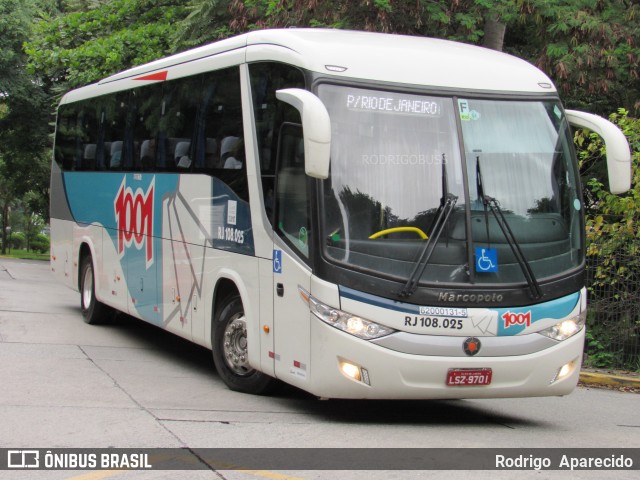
left=134, top=71, right=168, bottom=82
left=268, top=351, right=275, bottom=359
left=294, top=361, right=301, bottom=368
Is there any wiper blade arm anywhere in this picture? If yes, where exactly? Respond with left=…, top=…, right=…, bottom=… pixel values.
left=398, top=194, right=457, bottom=298
left=483, top=194, right=543, bottom=300
left=476, top=157, right=542, bottom=300
left=398, top=158, right=457, bottom=298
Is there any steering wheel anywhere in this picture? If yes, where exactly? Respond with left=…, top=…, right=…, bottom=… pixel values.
left=369, top=227, right=428, bottom=240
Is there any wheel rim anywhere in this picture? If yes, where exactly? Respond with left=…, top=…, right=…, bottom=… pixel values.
left=82, top=264, right=93, bottom=310
left=222, top=313, right=252, bottom=376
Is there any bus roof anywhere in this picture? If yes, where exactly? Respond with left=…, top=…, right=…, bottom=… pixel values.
left=64, top=29, right=556, bottom=103
left=246, top=29, right=556, bottom=94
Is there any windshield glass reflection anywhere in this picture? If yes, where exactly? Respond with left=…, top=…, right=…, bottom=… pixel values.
left=318, top=85, right=582, bottom=289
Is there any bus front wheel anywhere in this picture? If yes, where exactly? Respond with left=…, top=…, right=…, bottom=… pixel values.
left=79, top=254, right=111, bottom=325
left=212, top=295, right=277, bottom=395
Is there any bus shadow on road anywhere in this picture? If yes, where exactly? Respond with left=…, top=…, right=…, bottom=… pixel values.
left=298, top=397, right=544, bottom=428
left=96, top=311, right=215, bottom=373
left=95, top=312, right=549, bottom=429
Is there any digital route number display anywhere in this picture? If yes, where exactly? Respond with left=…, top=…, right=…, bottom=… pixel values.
left=346, top=93, right=442, bottom=116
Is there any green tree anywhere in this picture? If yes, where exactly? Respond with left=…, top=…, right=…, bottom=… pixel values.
left=578, top=109, right=640, bottom=279
left=576, top=109, right=640, bottom=369
left=24, top=212, right=46, bottom=252
left=0, top=161, right=16, bottom=255
left=0, top=0, right=48, bottom=131
left=176, top=0, right=496, bottom=44
left=172, top=0, right=232, bottom=50
left=174, top=0, right=639, bottom=114
left=25, top=0, right=189, bottom=91
left=31, top=233, right=51, bottom=254
left=26, top=1, right=640, bottom=115
left=0, top=0, right=51, bottom=230
left=9, top=231, right=26, bottom=250
left=0, top=0, right=48, bottom=155
left=508, top=0, right=640, bottom=115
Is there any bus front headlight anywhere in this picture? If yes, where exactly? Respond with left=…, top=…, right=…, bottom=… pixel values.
left=538, top=309, right=587, bottom=341
left=299, top=287, right=395, bottom=340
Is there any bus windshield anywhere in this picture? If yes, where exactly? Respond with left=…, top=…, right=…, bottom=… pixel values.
left=319, top=84, right=582, bottom=288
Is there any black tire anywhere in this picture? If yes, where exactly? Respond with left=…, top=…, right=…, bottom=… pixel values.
left=79, top=254, right=111, bottom=325
left=212, top=295, right=277, bottom=395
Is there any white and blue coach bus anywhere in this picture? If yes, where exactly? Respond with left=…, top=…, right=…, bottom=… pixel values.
left=50, top=29, right=631, bottom=399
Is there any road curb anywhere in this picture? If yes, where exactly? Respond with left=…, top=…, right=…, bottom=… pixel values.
left=579, top=371, right=640, bottom=388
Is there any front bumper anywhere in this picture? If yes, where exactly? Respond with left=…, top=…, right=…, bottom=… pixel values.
left=307, top=316, right=584, bottom=400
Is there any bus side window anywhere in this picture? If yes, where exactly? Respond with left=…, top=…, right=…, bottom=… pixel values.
left=78, top=106, right=98, bottom=171
left=132, top=84, right=163, bottom=172
left=199, top=67, right=249, bottom=202
left=274, top=123, right=310, bottom=258
left=248, top=62, right=306, bottom=222
left=92, top=93, right=127, bottom=171
left=54, top=104, right=83, bottom=171
left=162, top=76, right=201, bottom=171
left=196, top=78, right=222, bottom=170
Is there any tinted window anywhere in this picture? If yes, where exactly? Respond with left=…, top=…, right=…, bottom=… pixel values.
left=249, top=62, right=305, bottom=219
left=54, top=67, right=249, bottom=201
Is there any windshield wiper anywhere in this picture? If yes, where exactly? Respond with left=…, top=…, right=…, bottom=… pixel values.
left=476, top=158, right=543, bottom=300
left=398, top=157, right=458, bottom=298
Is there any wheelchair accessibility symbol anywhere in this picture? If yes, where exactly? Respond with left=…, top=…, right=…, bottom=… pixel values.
left=273, top=249, right=282, bottom=274
left=475, top=247, right=498, bottom=273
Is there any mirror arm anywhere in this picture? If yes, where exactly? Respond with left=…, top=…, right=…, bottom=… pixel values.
left=276, top=88, right=331, bottom=179
left=566, top=109, right=631, bottom=194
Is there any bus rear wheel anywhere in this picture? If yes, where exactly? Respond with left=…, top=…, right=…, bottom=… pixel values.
left=80, top=254, right=111, bottom=325
left=212, top=295, right=277, bottom=395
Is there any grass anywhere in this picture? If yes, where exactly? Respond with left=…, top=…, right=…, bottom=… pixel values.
left=0, top=248, right=49, bottom=261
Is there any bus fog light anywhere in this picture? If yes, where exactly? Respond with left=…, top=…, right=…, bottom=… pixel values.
left=338, top=360, right=370, bottom=385
left=340, top=361, right=361, bottom=381
left=550, top=359, right=576, bottom=384
left=539, top=310, right=586, bottom=341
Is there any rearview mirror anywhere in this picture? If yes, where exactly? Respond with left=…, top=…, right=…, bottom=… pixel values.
left=276, top=88, right=331, bottom=179
left=566, top=109, right=631, bottom=194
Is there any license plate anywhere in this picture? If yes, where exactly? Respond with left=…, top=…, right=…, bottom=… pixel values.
left=446, top=368, right=492, bottom=386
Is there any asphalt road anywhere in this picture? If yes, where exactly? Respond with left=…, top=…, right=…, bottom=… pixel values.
left=0, top=258, right=638, bottom=480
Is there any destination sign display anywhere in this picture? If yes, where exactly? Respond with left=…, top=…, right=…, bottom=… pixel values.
left=346, top=93, right=441, bottom=116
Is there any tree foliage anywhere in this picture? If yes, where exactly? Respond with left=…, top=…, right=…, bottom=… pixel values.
left=0, top=0, right=50, bottom=235
left=509, top=0, right=640, bottom=115
left=576, top=109, right=640, bottom=369
left=578, top=109, right=640, bottom=282
left=25, top=0, right=189, bottom=90
left=0, top=0, right=47, bottom=155
left=175, top=0, right=507, bottom=45
left=23, top=0, right=640, bottom=115
left=0, top=0, right=34, bottom=96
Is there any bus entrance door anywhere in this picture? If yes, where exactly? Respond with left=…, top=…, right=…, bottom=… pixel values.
left=273, top=247, right=312, bottom=389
